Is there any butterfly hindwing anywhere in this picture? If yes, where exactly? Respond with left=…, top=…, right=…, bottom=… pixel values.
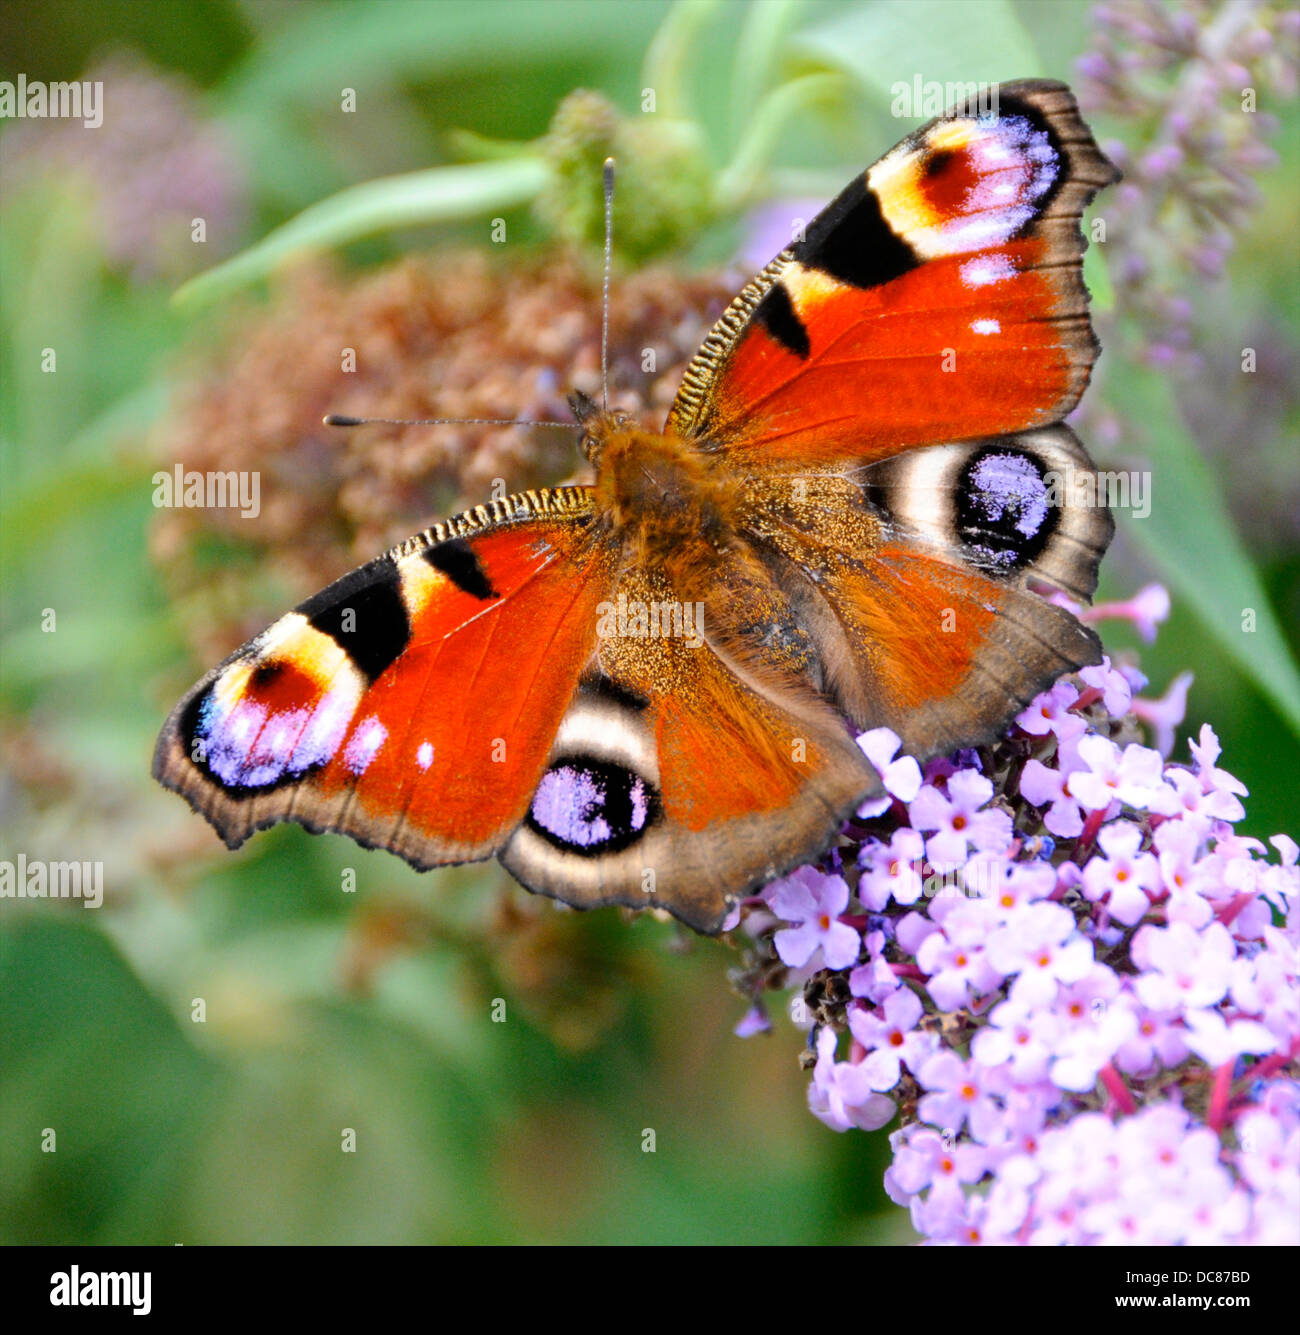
left=153, top=488, right=614, bottom=867
left=860, top=424, right=1114, bottom=603
left=155, top=481, right=880, bottom=933
left=735, top=424, right=1111, bottom=757
left=502, top=566, right=879, bottom=933
left=668, top=79, right=1119, bottom=465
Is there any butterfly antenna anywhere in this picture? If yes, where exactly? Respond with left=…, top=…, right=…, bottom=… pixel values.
left=323, top=414, right=573, bottom=429
left=601, top=155, right=615, bottom=414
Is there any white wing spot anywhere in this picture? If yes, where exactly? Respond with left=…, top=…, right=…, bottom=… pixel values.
left=960, top=256, right=1017, bottom=289
left=344, top=715, right=388, bottom=775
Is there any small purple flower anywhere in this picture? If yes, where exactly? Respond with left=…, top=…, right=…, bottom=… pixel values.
left=765, top=866, right=861, bottom=971
left=972, top=995, right=1059, bottom=1083
left=916, top=901, right=1003, bottom=1011
left=1077, top=656, right=1136, bottom=715
left=847, top=928, right=902, bottom=1003
left=850, top=988, right=937, bottom=1091
left=917, top=1052, right=1005, bottom=1144
left=1081, top=822, right=1160, bottom=925
left=1159, top=766, right=1246, bottom=827
left=1080, top=584, right=1170, bottom=642
left=885, top=1127, right=988, bottom=1202
left=1132, top=920, right=1236, bottom=1011
left=733, top=1003, right=771, bottom=1038
left=1050, top=998, right=1138, bottom=1093
left=1114, top=999, right=1189, bottom=1076
left=986, top=902, right=1094, bottom=1007
left=1190, top=724, right=1249, bottom=803
left=1257, top=837, right=1300, bottom=934
left=848, top=953, right=900, bottom=1004
left=1051, top=962, right=1121, bottom=1029
left=1019, top=756, right=1085, bottom=837
left=857, top=827, right=925, bottom=910
left=1183, top=1010, right=1276, bottom=1067
left=808, top=1028, right=895, bottom=1133
left=1235, top=1110, right=1300, bottom=1197
left=1152, top=819, right=1214, bottom=927
left=1233, top=941, right=1299, bottom=1046
left=855, top=726, right=923, bottom=817
left=909, top=771, right=1013, bottom=871
left=967, top=852, right=1055, bottom=918
left=1015, top=680, right=1087, bottom=741
left=1067, top=734, right=1166, bottom=812
left=1131, top=670, right=1194, bottom=756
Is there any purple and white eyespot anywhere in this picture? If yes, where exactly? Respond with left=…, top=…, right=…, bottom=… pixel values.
left=957, top=449, right=1054, bottom=568
left=528, top=758, right=655, bottom=854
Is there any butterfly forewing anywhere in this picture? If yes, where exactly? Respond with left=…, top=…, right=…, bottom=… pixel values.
left=668, top=79, right=1119, bottom=465
left=154, top=488, right=614, bottom=867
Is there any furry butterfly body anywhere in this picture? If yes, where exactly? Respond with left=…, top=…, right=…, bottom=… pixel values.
left=155, top=80, right=1118, bottom=933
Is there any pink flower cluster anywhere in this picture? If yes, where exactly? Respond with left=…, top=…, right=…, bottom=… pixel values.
left=733, top=646, right=1299, bottom=1245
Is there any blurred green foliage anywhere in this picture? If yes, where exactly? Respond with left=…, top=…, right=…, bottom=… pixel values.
left=1, top=0, right=1296, bottom=1244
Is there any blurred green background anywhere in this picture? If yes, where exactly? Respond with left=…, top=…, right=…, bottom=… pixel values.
left=1, top=0, right=1296, bottom=1244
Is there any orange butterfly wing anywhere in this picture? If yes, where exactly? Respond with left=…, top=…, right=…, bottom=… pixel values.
left=668, top=80, right=1118, bottom=465
left=153, top=489, right=614, bottom=866
left=733, top=425, right=1113, bottom=756
left=499, top=564, right=878, bottom=933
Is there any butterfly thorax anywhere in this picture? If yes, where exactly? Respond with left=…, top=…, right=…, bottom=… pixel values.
left=589, top=423, right=735, bottom=573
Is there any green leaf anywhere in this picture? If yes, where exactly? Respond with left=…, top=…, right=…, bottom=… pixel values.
left=0, top=917, right=222, bottom=1243
left=793, top=0, right=1042, bottom=97
left=729, top=0, right=806, bottom=136
left=641, top=0, right=726, bottom=120
left=1113, top=366, right=1300, bottom=737
left=718, top=72, right=848, bottom=205
left=209, top=0, right=670, bottom=215
left=173, top=157, right=550, bottom=310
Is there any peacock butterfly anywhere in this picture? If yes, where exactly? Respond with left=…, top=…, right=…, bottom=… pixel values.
left=154, top=79, right=1119, bottom=934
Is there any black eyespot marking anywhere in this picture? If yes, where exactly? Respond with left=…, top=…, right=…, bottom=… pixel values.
left=300, top=556, right=411, bottom=683
left=249, top=662, right=282, bottom=688
left=859, top=477, right=893, bottom=521
left=924, top=147, right=958, bottom=179
left=956, top=447, right=1058, bottom=571
left=425, top=537, right=497, bottom=601
left=583, top=674, right=650, bottom=713
left=792, top=172, right=920, bottom=290
left=526, top=756, right=659, bottom=857
left=178, top=685, right=210, bottom=763
left=755, top=283, right=810, bottom=359
left=177, top=676, right=330, bottom=798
